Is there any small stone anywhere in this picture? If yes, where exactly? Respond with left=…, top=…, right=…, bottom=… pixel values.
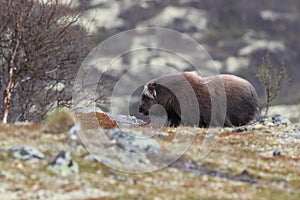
left=233, top=127, right=248, bottom=132
left=266, top=121, right=274, bottom=126
left=252, top=124, right=264, bottom=130
left=273, top=148, right=281, bottom=156
left=69, top=123, right=81, bottom=140
left=147, top=130, right=168, bottom=138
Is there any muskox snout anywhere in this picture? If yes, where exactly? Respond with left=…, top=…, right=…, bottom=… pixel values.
left=138, top=105, right=149, bottom=115
left=138, top=105, right=144, bottom=113
left=138, top=105, right=143, bottom=113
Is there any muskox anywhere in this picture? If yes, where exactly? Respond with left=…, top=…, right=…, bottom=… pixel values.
left=138, top=72, right=260, bottom=127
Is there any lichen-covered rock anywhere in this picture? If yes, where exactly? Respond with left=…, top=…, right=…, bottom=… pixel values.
left=81, top=128, right=163, bottom=172
left=258, top=115, right=291, bottom=127
left=106, top=128, right=161, bottom=153
left=47, top=151, right=79, bottom=176
left=271, top=115, right=291, bottom=126
left=9, top=146, right=45, bottom=160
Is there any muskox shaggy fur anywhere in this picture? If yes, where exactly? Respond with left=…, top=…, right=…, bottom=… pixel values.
left=138, top=72, right=260, bottom=127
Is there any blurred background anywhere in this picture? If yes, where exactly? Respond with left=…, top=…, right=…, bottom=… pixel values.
left=78, top=0, right=300, bottom=119
left=81, top=0, right=300, bottom=100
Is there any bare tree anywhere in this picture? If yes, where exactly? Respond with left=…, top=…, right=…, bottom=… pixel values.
left=0, top=0, right=91, bottom=123
left=256, top=54, right=289, bottom=117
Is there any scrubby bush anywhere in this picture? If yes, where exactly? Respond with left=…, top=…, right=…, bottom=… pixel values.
left=256, top=54, right=289, bottom=117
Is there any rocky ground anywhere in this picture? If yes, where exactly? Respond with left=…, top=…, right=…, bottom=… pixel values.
left=0, top=111, right=299, bottom=200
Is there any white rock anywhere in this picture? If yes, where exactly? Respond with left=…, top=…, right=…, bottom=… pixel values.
left=260, top=10, right=298, bottom=21
left=239, top=40, right=285, bottom=55
left=226, top=57, right=249, bottom=73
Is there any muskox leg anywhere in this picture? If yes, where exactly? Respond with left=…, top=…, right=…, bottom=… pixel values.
left=167, top=109, right=181, bottom=127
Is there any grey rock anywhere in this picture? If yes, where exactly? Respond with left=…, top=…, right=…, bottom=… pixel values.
left=272, top=115, right=291, bottom=126
left=48, top=151, right=79, bottom=176
left=106, top=128, right=160, bottom=153
left=9, top=146, right=45, bottom=160
left=293, top=134, right=300, bottom=140
left=273, top=148, right=281, bottom=156
left=69, top=123, right=81, bottom=140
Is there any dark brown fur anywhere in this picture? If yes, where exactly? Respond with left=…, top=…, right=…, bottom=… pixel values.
left=138, top=72, right=260, bottom=127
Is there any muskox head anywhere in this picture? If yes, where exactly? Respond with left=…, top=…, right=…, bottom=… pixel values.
left=138, top=81, right=157, bottom=116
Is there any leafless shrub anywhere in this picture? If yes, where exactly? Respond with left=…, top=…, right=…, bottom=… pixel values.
left=256, top=54, right=289, bottom=117
left=0, top=0, right=91, bottom=123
